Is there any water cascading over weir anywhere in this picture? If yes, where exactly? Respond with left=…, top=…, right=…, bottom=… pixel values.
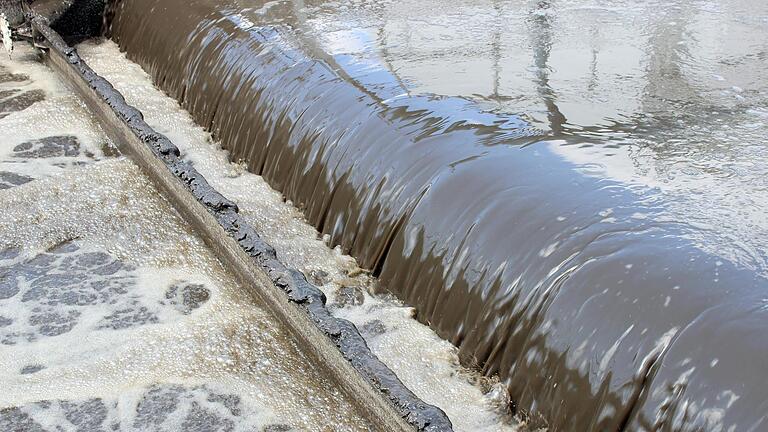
left=103, top=0, right=768, bottom=429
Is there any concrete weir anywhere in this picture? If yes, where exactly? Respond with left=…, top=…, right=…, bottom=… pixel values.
left=0, top=1, right=453, bottom=431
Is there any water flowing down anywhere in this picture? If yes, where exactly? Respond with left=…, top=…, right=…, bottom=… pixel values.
left=105, top=0, right=768, bottom=430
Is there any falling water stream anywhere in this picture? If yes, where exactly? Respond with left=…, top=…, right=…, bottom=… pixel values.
left=105, top=0, right=768, bottom=430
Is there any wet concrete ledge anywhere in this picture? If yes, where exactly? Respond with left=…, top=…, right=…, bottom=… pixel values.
left=25, top=9, right=453, bottom=432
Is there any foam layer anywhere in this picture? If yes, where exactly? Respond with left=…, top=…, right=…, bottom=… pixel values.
left=0, top=43, right=371, bottom=431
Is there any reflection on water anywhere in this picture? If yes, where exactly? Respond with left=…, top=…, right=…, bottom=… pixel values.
left=290, top=0, right=768, bottom=273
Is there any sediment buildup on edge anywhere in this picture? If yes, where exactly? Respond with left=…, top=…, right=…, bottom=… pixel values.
left=108, top=0, right=768, bottom=430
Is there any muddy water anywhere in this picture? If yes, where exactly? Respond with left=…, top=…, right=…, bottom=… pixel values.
left=0, top=44, right=372, bottom=431
left=107, top=0, right=768, bottom=430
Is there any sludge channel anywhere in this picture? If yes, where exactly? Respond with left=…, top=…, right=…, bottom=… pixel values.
left=1, top=0, right=768, bottom=430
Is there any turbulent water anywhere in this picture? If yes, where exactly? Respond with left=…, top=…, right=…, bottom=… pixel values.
left=0, top=44, right=378, bottom=431
left=106, top=0, right=768, bottom=430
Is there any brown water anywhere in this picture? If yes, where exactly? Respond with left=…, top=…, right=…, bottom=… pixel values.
left=107, top=0, right=768, bottom=430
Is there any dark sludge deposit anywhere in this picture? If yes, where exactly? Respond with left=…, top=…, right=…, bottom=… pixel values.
left=12, top=0, right=768, bottom=430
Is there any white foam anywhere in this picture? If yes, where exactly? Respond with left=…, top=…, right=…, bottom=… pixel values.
left=0, top=13, right=11, bottom=58
left=1, top=44, right=112, bottom=186
left=1, top=43, right=372, bottom=431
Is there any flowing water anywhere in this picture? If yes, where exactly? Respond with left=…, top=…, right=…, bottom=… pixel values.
left=106, top=0, right=768, bottom=430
